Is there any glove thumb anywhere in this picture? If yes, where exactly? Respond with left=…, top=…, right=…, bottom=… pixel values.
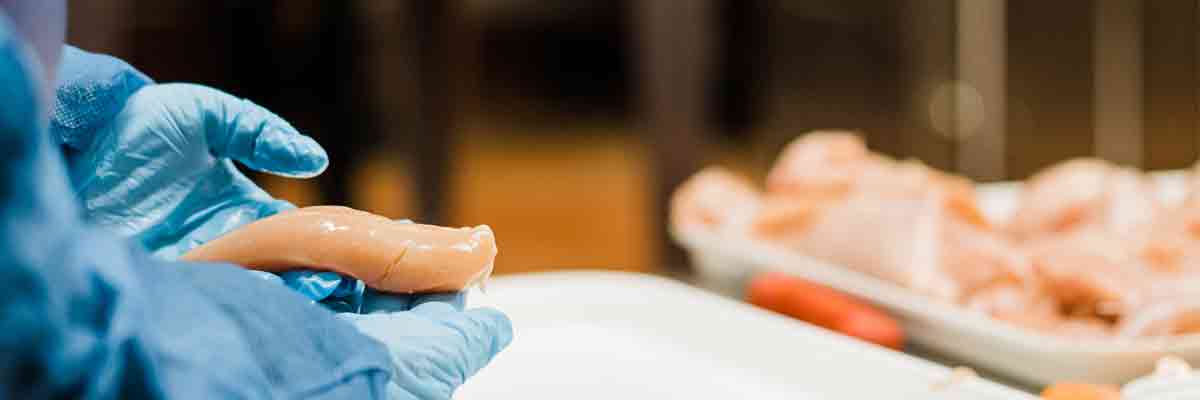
left=410, top=302, right=514, bottom=383
left=152, top=83, right=329, bottom=178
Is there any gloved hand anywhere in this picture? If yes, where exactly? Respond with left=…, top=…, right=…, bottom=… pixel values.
left=247, top=270, right=366, bottom=313
left=52, top=46, right=351, bottom=304
left=242, top=249, right=512, bottom=400
left=315, top=234, right=508, bottom=399
left=0, top=19, right=395, bottom=398
left=337, top=292, right=513, bottom=400
left=51, top=47, right=514, bottom=399
left=55, top=82, right=325, bottom=258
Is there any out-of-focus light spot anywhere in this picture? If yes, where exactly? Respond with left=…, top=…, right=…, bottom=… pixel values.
left=928, top=81, right=987, bottom=141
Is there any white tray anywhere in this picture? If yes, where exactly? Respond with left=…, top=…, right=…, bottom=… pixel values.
left=672, top=170, right=1200, bottom=387
left=455, top=271, right=1033, bottom=399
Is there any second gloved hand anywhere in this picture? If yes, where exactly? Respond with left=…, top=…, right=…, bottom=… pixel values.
left=337, top=293, right=513, bottom=400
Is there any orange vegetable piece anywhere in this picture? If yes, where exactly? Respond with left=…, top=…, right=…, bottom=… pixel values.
left=1041, top=382, right=1122, bottom=400
left=746, top=271, right=904, bottom=349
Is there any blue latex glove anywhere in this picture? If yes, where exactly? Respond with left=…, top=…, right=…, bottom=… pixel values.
left=0, top=15, right=393, bottom=399
left=246, top=272, right=512, bottom=399
left=54, top=69, right=326, bottom=259
left=53, top=46, right=357, bottom=305
left=52, top=47, right=514, bottom=398
left=337, top=292, right=512, bottom=400
left=248, top=270, right=366, bottom=313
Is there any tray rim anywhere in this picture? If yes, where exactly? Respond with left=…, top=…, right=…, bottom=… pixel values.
left=467, top=269, right=1036, bottom=399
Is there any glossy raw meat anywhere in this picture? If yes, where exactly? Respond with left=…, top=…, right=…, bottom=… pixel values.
left=765, top=131, right=874, bottom=196
left=1008, top=158, right=1159, bottom=240
left=768, top=131, right=988, bottom=229
left=1107, top=201, right=1200, bottom=337
left=1024, top=232, right=1150, bottom=320
left=181, top=206, right=497, bottom=294
left=1139, top=205, right=1200, bottom=273
left=749, top=195, right=833, bottom=238
left=755, top=188, right=960, bottom=299
left=673, top=131, right=1200, bottom=339
left=963, top=283, right=1060, bottom=332
left=670, top=166, right=761, bottom=233
left=754, top=134, right=1020, bottom=300
left=1117, top=271, right=1200, bottom=337
left=942, top=220, right=1033, bottom=296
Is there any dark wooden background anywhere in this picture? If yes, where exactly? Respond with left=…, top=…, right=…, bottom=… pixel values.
left=65, top=0, right=1198, bottom=275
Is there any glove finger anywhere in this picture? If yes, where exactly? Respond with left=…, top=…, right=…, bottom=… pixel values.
left=360, top=289, right=416, bottom=314
left=409, top=292, right=467, bottom=311
left=412, top=305, right=514, bottom=379
left=329, top=276, right=365, bottom=299
left=320, top=277, right=365, bottom=313
left=170, top=83, right=328, bottom=177
left=279, top=270, right=344, bottom=302
left=360, top=288, right=464, bottom=313
left=409, top=303, right=514, bottom=353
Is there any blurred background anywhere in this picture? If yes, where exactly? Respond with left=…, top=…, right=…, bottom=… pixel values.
left=66, top=0, right=1198, bottom=277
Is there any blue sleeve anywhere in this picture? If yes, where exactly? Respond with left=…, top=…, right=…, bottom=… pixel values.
left=0, top=19, right=393, bottom=400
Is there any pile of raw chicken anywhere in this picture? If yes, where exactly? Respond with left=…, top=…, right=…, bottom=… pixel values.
left=672, top=131, right=1200, bottom=339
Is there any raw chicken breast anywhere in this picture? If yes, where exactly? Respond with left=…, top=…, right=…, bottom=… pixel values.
left=749, top=194, right=839, bottom=238
left=1024, top=231, right=1149, bottom=318
left=767, top=130, right=989, bottom=228
left=964, top=282, right=1060, bottom=332
left=765, top=131, right=881, bottom=197
left=670, top=166, right=761, bottom=232
left=1118, top=299, right=1200, bottom=338
left=757, top=189, right=958, bottom=299
left=858, top=160, right=992, bottom=229
left=181, top=206, right=498, bottom=294
left=1139, top=205, right=1200, bottom=273
left=1008, top=158, right=1159, bottom=240
left=1117, top=269, right=1200, bottom=337
left=676, top=132, right=1200, bottom=339
left=756, top=145, right=1017, bottom=300
left=941, top=219, right=1033, bottom=296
